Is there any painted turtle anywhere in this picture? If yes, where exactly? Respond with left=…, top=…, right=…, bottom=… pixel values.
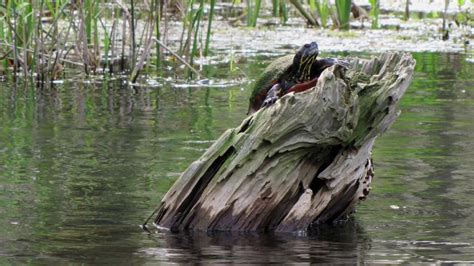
left=248, top=42, right=339, bottom=114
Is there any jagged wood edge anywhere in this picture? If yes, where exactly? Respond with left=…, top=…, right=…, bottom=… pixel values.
left=154, top=52, right=416, bottom=233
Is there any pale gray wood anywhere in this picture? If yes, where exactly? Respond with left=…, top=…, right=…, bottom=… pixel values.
left=154, top=52, right=416, bottom=233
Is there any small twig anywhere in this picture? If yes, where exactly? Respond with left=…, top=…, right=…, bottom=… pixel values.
left=141, top=197, right=162, bottom=234
left=0, top=42, right=84, bottom=67
left=0, top=48, right=12, bottom=60
left=152, top=37, right=201, bottom=78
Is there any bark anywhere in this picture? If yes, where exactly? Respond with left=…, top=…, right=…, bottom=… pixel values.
left=154, top=52, right=416, bottom=233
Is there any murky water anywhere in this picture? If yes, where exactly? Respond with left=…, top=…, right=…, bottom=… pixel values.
left=0, top=52, right=473, bottom=264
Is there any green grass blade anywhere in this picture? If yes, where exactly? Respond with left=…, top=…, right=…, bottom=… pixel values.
left=247, top=0, right=253, bottom=26
left=251, top=0, right=262, bottom=26
left=369, top=0, right=379, bottom=28
left=272, top=0, right=279, bottom=17
left=335, top=0, right=351, bottom=30
left=280, top=0, right=288, bottom=24
left=155, top=0, right=161, bottom=68
left=190, top=0, right=204, bottom=69
left=204, top=0, right=216, bottom=56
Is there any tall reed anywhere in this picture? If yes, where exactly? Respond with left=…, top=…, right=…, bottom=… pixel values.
left=279, top=0, right=288, bottom=24
left=272, top=0, right=279, bottom=17
left=190, top=0, right=204, bottom=67
left=404, top=0, right=410, bottom=20
left=0, top=14, right=7, bottom=71
left=250, top=0, right=262, bottom=27
left=289, top=0, right=318, bottom=26
left=130, top=0, right=137, bottom=68
left=3, top=0, right=35, bottom=78
left=204, top=0, right=216, bottom=56
left=315, top=0, right=330, bottom=28
left=369, top=0, right=379, bottom=28
left=130, top=3, right=156, bottom=83
left=155, top=0, right=162, bottom=67
left=335, top=0, right=351, bottom=30
left=246, top=0, right=253, bottom=26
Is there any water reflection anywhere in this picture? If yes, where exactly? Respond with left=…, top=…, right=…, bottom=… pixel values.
left=141, top=221, right=371, bottom=264
left=0, top=52, right=473, bottom=263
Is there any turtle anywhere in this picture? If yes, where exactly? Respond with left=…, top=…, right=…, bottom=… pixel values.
left=247, top=42, right=340, bottom=114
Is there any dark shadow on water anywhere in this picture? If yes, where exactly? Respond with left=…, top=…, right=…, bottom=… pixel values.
left=141, top=219, right=371, bottom=264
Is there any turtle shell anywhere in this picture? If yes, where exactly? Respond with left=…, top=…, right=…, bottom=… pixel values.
left=248, top=54, right=294, bottom=114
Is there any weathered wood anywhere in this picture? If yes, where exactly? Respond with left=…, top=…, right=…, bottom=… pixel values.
left=154, top=52, right=416, bottom=233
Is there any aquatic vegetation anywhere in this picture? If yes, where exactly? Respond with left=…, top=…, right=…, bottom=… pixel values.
left=369, top=0, right=380, bottom=28
left=315, top=0, right=331, bottom=28
left=247, top=0, right=262, bottom=27
left=291, top=0, right=351, bottom=30
left=290, top=0, right=318, bottom=26
left=204, top=0, right=216, bottom=56
left=335, top=0, right=351, bottom=29
left=279, top=0, right=289, bottom=24
left=0, top=0, right=470, bottom=85
left=0, top=1, right=174, bottom=83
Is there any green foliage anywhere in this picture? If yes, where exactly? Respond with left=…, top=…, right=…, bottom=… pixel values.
left=204, top=0, right=216, bottom=56
left=99, top=19, right=111, bottom=73
left=280, top=0, right=288, bottom=24
left=247, top=0, right=253, bottom=26
left=5, top=0, right=34, bottom=48
left=84, top=0, right=99, bottom=44
left=0, top=18, right=6, bottom=70
left=335, top=0, right=351, bottom=30
left=179, top=0, right=206, bottom=71
left=369, top=0, right=379, bottom=28
left=1, top=0, right=35, bottom=75
left=155, top=0, right=161, bottom=67
left=315, top=0, right=330, bottom=28
left=247, top=0, right=262, bottom=27
left=270, top=0, right=289, bottom=24
left=272, top=0, right=279, bottom=16
left=309, top=0, right=316, bottom=13
left=289, top=0, right=318, bottom=26
left=190, top=0, right=205, bottom=66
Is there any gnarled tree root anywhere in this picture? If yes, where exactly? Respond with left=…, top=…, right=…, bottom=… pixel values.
left=153, top=52, right=416, bottom=233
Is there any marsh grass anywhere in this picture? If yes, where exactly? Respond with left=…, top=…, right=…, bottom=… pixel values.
left=204, top=0, right=215, bottom=55
left=369, top=0, right=380, bottom=28
left=335, top=0, right=351, bottom=30
left=314, top=0, right=330, bottom=28
left=247, top=0, right=262, bottom=27
left=0, top=0, right=461, bottom=85
left=0, top=0, right=360, bottom=86
left=0, top=0, right=210, bottom=84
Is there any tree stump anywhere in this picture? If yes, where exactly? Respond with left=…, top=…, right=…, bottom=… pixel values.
left=153, top=52, right=416, bottom=233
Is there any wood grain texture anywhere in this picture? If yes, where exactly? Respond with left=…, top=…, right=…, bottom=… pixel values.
left=154, top=52, right=416, bottom=233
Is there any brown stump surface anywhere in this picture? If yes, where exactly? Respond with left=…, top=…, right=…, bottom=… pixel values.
left=153, top=52, right=416, bottom=233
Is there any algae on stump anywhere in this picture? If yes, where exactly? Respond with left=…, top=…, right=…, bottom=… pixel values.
left=153, top=52, right=416, bottom=233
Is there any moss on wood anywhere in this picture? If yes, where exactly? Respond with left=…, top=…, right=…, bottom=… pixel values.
left=154, top=52, right=416, bottom=233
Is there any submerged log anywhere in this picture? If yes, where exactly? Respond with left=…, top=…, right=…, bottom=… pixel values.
left=153, top=52, right=416, bottom=233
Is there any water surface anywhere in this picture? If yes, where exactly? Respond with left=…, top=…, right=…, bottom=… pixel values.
left=0, top=52, right=473, bottom=264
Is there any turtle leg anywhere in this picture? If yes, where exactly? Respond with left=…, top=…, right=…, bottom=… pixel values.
left=261, top=83, right=282, bottom=108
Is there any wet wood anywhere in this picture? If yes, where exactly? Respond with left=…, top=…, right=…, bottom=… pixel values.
left=154, top=52, right=416, bottom=233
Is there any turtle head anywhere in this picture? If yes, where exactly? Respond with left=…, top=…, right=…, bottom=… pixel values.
left=292, top=42, right=319, bottom=82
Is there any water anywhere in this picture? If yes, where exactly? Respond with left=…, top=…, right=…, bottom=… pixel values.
left=0, top=52, right=473, bottom=264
